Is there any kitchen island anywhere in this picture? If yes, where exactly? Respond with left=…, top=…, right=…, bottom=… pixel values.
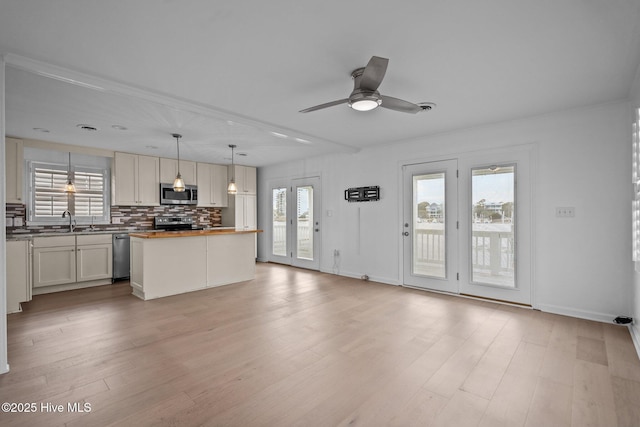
left=129, top=229, right=262, bottom=300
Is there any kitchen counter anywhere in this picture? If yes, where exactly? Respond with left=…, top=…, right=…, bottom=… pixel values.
left=6, top=227, right=239, bottom=241
left=130, top=229, right=261, bottom=300
left=129, top=229, right=262, bottom=239
left=6, top=230, right=137, bottom=240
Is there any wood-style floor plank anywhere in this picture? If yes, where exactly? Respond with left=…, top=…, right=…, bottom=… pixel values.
left=0, top=262, right=639, bottom=426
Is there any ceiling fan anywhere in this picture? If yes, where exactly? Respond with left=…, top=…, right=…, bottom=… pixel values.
left=299, top=56, right=433, bottom=114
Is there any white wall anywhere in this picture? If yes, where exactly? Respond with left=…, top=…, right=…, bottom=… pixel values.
left=258, top=101, right=632, bottom=322
left=1, top=56, right=9, bottom=374
left=630, top=66, right=640, bottom=350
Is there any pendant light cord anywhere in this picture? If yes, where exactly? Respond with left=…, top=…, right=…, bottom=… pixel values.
left=176, top=135, right=181, bottom=176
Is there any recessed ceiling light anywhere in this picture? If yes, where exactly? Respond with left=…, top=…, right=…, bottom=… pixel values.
left=33, top=127, right=50, bottom=133
left=76, top=124, right=98, bottom=131
left=111, top=124, right=128, bottom=131
left=270, top=131, right=288, bottom=138
left=295, top=138, right=311, bottom=144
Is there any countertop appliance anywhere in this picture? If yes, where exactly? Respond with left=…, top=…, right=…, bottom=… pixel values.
left=112, top=233, right=130, bottom=282
left=160, top=183, right=198, bottom=205
left=154, top=216, right=203, bottom=231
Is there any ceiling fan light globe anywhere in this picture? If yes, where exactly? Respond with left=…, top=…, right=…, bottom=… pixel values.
left=349, top=99, right=381, bottom=112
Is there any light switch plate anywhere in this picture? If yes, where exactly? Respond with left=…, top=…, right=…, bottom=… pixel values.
left=13, top=217, right=24, bottom=227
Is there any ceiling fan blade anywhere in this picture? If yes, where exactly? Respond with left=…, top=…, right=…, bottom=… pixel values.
left=299, top=98, right=349, bottom=113
left=359, top=56, right=389, bottom=91
left=379, top=95, right=422, bottom=114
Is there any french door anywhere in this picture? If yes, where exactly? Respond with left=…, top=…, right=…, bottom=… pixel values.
left=403, top=149, right=532, bottom=305
left=458, top=151, right=532, bottom=305
left=270, top=176, right=321, bottom=270
left=402, top=160, right=459, bottom=293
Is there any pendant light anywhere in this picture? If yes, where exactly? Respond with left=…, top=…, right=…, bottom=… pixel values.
left=64, top=152, right=76, bottom=193
left=227, top=144, right=238, bottom=194
left=172, top=133, right=185, bottom=192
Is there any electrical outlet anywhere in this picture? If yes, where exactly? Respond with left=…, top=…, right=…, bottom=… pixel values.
left=555, top=207, right=575, bottom=218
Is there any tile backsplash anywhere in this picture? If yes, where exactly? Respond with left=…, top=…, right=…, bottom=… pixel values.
left=6, top=203, right=222, bottom=234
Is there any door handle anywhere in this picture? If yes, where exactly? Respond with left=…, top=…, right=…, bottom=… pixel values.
left=403, top=231, right=409, bottom=236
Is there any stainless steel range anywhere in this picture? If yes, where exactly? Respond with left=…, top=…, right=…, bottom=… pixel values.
left=154, top=216, right=202, bottom=231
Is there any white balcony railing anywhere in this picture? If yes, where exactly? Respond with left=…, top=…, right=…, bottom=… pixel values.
left=414, top=227, right=514, bottom=286
left=272, top=220, right=312, bottom=259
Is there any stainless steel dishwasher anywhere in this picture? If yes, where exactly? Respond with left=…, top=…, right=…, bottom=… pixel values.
left=112, top=233, right=130, bottom=282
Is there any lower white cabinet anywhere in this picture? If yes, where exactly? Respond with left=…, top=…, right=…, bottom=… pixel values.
left=6, top=240, right=32, bottom=313
left=33, top=236, right=76, bottom=288
left=32, top=234, right=113, bottom=293
left=77, top=234, right=113, bottom=282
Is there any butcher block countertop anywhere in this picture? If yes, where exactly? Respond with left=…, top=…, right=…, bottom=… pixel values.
left=129, top=229, right=263, bottom=239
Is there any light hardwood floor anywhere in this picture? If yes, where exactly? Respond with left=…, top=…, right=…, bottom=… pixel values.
left=1, top=263, right=640, bottom=426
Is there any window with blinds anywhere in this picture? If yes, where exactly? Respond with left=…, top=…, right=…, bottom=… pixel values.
left=29, top=161, right=110, bottom=224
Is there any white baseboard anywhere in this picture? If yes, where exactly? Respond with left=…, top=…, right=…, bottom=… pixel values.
left=630, top=324, right=640, bottom=360
left=536, top=303, right=617, bottom=324
left=319, top=269, right=400, bottom=286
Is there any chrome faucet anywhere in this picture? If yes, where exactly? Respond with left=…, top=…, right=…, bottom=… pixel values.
left=62, top=210, right=76, bottom=232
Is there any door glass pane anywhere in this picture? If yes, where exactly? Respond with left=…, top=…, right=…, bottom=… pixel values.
left=471, top=165, right=516, bottom=287
left=272, top=187, right=287, bottom=256
left=296, top=186, right=313, bottom=260
left=413, top=173, right=446, bottom=278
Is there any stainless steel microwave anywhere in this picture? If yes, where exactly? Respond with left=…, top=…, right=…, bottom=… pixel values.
left=160, top=183, right=198, bottom=205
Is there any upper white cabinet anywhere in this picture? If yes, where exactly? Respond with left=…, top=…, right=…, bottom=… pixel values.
left=196, top=163, right=228, bottom=207
left=229, top=165, right=257, bottom=194
left=113, top=152, right=160, bottom=206
left=160, top=158, right=197, bottom=185
left=5, top=137, right=24, bottom=203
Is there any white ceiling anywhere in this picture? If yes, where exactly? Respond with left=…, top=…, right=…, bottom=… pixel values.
left=2, top=1, right=640, bottom=167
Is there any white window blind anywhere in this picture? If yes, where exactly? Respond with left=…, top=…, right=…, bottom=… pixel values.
left=74, top=168, right=106, bottom=217
left=29, top=161, right=110, bottom=224
left=33, top=164, right=69, bottom=218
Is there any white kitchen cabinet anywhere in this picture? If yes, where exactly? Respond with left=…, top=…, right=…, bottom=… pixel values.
left=160, top=158, right=196, bottom=185
left=6, top=240, right=32, bottom=313
left=229, top=165, right=256, bottom=195
left=76, top=234, right=113, bottom=282
left=222, top=194, right=257, bottom=230
left=211, top=164, right=229, bottom=206
left=5, top=137, right=24, bottom=203
left=33, top=236, right=77, bottom=288
left=32, top=234, right=113, bottom=293
left=240, top=194, right=257, bottom=230
left=197, top=162, right=228, bottom=207
left=113, top=152, right=160, bottom=206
